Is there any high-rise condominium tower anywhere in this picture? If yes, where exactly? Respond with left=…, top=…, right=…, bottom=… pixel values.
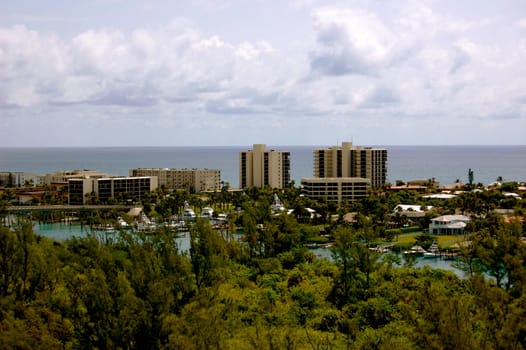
left=313, top=141, right=387, bottom=188
left=239, top=144, right=291, bottom=189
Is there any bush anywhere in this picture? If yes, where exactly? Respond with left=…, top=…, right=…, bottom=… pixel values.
left=400, top=226, right=421, bottom=234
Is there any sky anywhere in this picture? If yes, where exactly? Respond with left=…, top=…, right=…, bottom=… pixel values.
left=1, top=0, right=525, bottom=147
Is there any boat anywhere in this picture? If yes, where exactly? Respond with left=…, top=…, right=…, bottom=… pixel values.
left=117, top=216, right=129, bottom=228
left=423, top=242, right=440, bottom=258
left=215, top=213, right=227, bottom=222
left=99, top=224, right=116, bottom=232
left=173, top=220, right=188, bottom=232
left=136, top=212, right=156, bottom=232
left=270, top=194, right=286, bottom=213
left=182, top=201, right=196, bottom=221
left=403, top=245, right=427, bottom=256
left=199, top=207, right=214, bottom=219
left=369, top=243, right=394, bottom=253
left=182, top=209, right=196, bottom=221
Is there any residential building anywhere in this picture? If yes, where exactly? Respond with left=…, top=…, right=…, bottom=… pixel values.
left=393, top=204, right=433, bottom=213
left=300, top=177, right=370, bottom=205
left=0, top=172, right=44, bottom=187
left=43, top=170, right=110, bottom=185
left=428, top=215, right=470, bottom=235
left=392, top=204, right=434, bottom=219
left=68, top=176, right=158, bottom=205
left=313, top=141, right=387, bottom=188
left=129, top=168, right=221, bottom=192
left=239, top=144, right=291, bottom=189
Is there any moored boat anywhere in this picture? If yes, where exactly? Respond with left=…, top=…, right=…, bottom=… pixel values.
left=403, top=245, right=427, bottom=256
left=423, top=242, right=440, bottom=258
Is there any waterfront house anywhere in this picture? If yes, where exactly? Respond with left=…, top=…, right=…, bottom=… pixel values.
left=429, top=215, right=470, bottom=235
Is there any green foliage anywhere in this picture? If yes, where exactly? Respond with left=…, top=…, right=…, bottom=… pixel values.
left=414, top=234, right=436, bottom=250
left=1, top=193, right=525, bottom=350
left=190, top=219, right=228, bottom=290
left=400, top=226, right=422, bottom=234
left=461, top=221, right=525, bottom=294
left=329, top=226, right=381, bottom=306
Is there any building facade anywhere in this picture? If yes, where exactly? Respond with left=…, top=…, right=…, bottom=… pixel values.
left=313, top=142, right=387, bottom=188
left=300, top=177, right=370, bottom=205
left=129, top=168, right=221, bottom=192
left=43, top=170, right=111, bottom=185
left=240, top=144, right=291, bottom=189
left=68, top=176, right=158, bottom=205
left=0, top=172, right=43, bottom=187
left=428, top=215, right=470, bottom=235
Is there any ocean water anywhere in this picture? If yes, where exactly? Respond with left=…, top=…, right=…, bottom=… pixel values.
left=1, top=145, right=525, bottom=187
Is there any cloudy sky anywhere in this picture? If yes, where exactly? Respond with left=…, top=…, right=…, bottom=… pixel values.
left=1, top=0, right=525, bottom=147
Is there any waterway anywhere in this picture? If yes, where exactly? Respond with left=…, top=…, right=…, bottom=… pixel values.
left=33, top=222, right=465, bottom=276
left=309, top=245, right=464, bottom=277
left=33, top=222, right=192, bottom=252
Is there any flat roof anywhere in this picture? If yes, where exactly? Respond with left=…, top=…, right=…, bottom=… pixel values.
left=301, top=177, right=371, bottom=182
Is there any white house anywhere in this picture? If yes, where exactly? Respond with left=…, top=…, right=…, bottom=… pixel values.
left=394, top=204, right=433, bottom=213
left=429, top=215, right=470, bottom=235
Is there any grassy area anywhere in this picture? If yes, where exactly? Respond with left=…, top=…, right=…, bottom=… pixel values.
left=393, top=232, right=469, bottom=248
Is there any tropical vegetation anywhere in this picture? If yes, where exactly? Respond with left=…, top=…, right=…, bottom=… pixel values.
left=0, top=183, right=525, bottom=349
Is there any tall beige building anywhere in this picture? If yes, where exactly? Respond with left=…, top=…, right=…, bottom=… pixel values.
left=129, top=168, right=221, bottom=192
left=239, top=144, right=291, bottom=189
left=313, top=142, right=387, bottom=188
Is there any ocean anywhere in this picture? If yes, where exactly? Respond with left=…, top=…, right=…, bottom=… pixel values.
left=1, top=145, right=525, bottom=187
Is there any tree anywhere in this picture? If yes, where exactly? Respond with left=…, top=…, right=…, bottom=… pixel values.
left=330, top=226, right=380, bottom=306
left=463, top=220, right=525, bottom=294
left=468, top=168, right=474, bottom=188
left=190, top=219, right=228, bottom=291
left=0, top=225, right=20, bottom=297
left=6, top=173, right=14, bottom=188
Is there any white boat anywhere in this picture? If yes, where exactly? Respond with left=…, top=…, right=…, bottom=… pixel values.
left=182, top=208, right=196, bottom=221
left=200, top=207, right=214, bottom=219
left=423, top=242, right=440, bottom=258
left=173, top=221, right=188, bottom=232
left=135, top=212, right=156, bottom=231
left=403, top=245, right=427, bottom=256
left=216, top=213, right=227, bottom=221
left=117, top=216, right=129, bottom=228
left=271, top=194, right=286, bottom=213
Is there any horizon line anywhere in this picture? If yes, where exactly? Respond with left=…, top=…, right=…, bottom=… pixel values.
left=1, top=144, right=526, bottom=149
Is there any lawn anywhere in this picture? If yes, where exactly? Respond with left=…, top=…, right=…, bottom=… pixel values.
left=393, top=232, right=469, bottom=248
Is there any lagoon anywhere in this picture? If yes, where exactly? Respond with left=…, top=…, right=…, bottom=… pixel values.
left=33, top=222, right=465, bottom=276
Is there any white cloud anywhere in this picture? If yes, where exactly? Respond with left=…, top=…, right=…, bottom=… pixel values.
left=1, top=0, right=525, bottom=146
left=0, top=21, right=283, bottom=112
left=309, top=7, right=398, bottom=75
left=515, top=18, right=526, bottom=30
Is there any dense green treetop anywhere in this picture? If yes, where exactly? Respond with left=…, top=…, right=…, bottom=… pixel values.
left=0, top=184, right=525, bottom=349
